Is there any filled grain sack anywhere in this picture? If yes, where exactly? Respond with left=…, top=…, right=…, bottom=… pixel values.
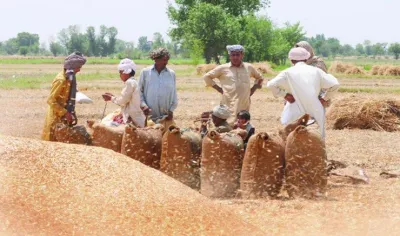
left=240, top=132, right=285, bottom=199
left=121, top=124, right=164, bottom=169
left=201, top=130, right=245, bottom=198
left=279, top=114, right=310, bottom=142
left=285, top=126, right=327, bottom=198
left=160, top=125, right=202, bottom=189
left=87, top=120, right=125, bottom=152
left=54, top=123, right=92, bottom=145
left=0, top=135, right=264, bottom=235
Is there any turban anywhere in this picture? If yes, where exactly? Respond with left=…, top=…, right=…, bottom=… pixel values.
left=295, top=41, right=315, bottom=58
left=64, top=52, right=87, bottom=70
left=212, top=105, right=231, bottom=120
left=288, top=47, right=310, bottom=61
left=226, top=45, right=244, bottom=54
left=118, top=58, right=136, bottom=74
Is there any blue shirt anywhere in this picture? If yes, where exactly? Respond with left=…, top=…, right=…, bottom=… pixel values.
left=138, top=65, right=178, bottom=121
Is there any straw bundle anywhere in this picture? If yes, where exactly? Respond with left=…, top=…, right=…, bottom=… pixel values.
left=326, top=97, right=400, bottom=132
left=196, top=64, right=217, bottom=75
left=0, top=135, right=264, bottom=235
left=253, top=62, right=274, bottom=74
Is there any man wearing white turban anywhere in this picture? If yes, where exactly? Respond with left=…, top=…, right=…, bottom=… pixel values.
left=42, top=52, right=86, bottom=141
left=200, top=105, right=233, bottom=137
left=102, top=58, right=146, bottom=127
left=267, top=47, right=339, bottom=139
left=203, top=45, right=264, bottom=120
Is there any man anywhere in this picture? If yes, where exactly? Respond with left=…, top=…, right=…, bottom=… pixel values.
left=267, top=47, right=339, bottom=139
left=138, top=48, right=178, bottom=124
left=200, top=105, right=232, bottom=137
left=42, top=52, right=86, bottom=141
left=102, top=58, right=145, bottom=127
left=203, top=45, right=264, bottom=118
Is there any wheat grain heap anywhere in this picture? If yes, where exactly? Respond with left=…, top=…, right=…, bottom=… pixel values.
left=0, top=135, right=264, bottom=235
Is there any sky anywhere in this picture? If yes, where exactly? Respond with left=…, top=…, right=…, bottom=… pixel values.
left=0, top=0, right=397, bottom=47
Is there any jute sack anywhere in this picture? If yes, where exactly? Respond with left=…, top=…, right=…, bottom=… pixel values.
left=54, top=123, right=92, bottom=145
left=240, top=132, right=285, bottom=199
left=121, top=124, right=164, bottom=169
left=0, top=135, right=265, bottom=235
left=87, top=120, right=125, bottom=152
left=279, top=114, right=310, bottom=142
left=160, top=125, right=202, bottom=189
left=201, top=130, right=245, bottom=198
left=285, top=125, right=327, bottom=198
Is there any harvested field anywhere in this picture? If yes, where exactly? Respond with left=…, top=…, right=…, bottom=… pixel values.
left=0, top=64, right=400, bottom=235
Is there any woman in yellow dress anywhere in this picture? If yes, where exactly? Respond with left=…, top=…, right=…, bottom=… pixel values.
left=41, top=52, right=86, bottom=141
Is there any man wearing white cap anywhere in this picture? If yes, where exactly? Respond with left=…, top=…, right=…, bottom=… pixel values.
left=203, top=45, right=264, bottom=119
left=200, top=105, right=233, bottom=137
left=267, top=47, right=339, bottom=139
left=102, top=58, right=146, bottom=127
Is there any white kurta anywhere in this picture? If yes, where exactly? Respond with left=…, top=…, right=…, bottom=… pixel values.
left=112, top=77, right=146, bottom=127
left=267, top=62, right=339, bottom=138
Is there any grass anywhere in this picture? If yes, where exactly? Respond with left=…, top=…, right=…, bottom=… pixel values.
left=339, top=87, right=400, bottom=94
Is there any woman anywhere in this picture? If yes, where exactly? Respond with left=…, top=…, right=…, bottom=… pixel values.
left=102, top=59, right=145, bottom=127
left=42, top=52, right=86, bottom=141
left=295, top=41, right=327, bottom=72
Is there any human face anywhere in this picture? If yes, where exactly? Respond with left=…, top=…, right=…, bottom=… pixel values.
left=211, top=114, right=224, bottom=126
left=119, top=70, right=131, bottom=82
left=237, top=117, right=248, bottom=126
left=154, top=56, right=169, bottom=71
left=73, top=67, right=81, bottom=74
left=229, top=52, right=244, bottom=67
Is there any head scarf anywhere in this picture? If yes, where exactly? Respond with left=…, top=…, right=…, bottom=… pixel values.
left=149, top=48, right=170, bottom=60
left=64, top=51, right=86, bottom=70
left=118, top=58, right=136, bottom=74
left=295, top=41, right=314, bottom=58
left=212, top=105, right=231, bottom=120
left=226, top=45, right=245, bottom=54
left=288, top=47, right=310, bottom=61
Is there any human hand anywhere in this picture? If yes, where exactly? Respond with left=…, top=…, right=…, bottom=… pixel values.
left=284, top=93, right=296, bottom=103
left=102, top=93, right=113, bottom=101
left=141, top=106, right=152, bottom=116
left=166, top=111, right=173, bottom=120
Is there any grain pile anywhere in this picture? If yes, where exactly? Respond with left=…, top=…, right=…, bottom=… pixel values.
left=326, top=96, right=400, bottom=132
left=253, top=62, right=274, bottom=74
left=0, top=135, right=264, bottom=235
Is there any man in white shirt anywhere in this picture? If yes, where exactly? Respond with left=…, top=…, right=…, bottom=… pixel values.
left=102, top=59, right=146, bottom=127
left=138, top=48, right=178, bottom=123
left=267, top=47, right=339, bottom=139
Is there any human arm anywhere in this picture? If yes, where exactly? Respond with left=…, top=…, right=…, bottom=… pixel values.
left=249, top=64, right=264, bottom=96
left=138, top=70, right=152, bottom=115
left=266, top=71, right=295, bottom=103
left=47, top=78, right=68, bottom=117
left=167, top=71, right=178, bottom=120
left=203, top=66, right=224, bottom=94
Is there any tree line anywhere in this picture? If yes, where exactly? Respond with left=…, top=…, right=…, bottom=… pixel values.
left=1, top=0, right=400, bottom=63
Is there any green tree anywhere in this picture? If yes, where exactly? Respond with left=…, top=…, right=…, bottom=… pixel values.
left=107, top=27, right=118, bottom=55
left=86, top=26, right=97, bottom=56
left=18, top=46, right=29, bottom=56
left=152, top=32, right=165, bottom=50
left=341, top=44, right=355, bottom=56
left=180, top=3, right=240, bottom=63
left=389, top=43, right=400, bottom=59
left=189, top=39, right=204, bottom=64
left=269, top=30, right=290, bottom=65
left=355, top=43, right=364, bottom=55
left=371, top=43, right=386, bottom=57
left=50, top=41, right=64, bottom=56
left=4, top=38, right=19, bottom=55
left=364, top=40, right=372, bottom=56
left=138, top=36, right=151, bottom=52
left=280, top=22, right=305, bottom=48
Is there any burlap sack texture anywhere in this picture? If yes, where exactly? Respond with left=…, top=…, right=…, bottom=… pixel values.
left=87, top=120, right=125, bottom=152
left=54, top=123, right=92, bottom=145
left=0, top=135, right=265, bottom=235
left=240, top=132, right=285, bottom=199
left=201, top=130, right=245, bottom=198
left=285, top=126, right=327, bottom=198
left=121, top=123, right=164, bottom=169
left=161, top=125, right=202, bottom=189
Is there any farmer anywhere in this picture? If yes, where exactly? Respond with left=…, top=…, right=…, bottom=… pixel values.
left=138, top=48, right=178, bottom=125
left=203, top=45, right=264, bottom=120
left=200, top=105, right=232, bottom=137
left=267, top=47, right=339, bottom=139
left=102, top=58, right=146, bottom=127
left=41, top=52, right=86, bottom=141
left=295, top=41, right=327, bottom=72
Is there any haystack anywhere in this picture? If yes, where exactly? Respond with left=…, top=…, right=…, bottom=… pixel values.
left=383, top=66, right=400, bottom=76
left=328, top=61, right=352, bottom=74
left=370, top=65, right=381, bottom=75
left=196, top=64, right=217, bottom=75
left=0, top=135, right=264, bottom=235
left=344, top=66, right=366, bottom=75
left=326, top=97, right=400, bottom=132
left=253, top=62, right=274, bottom=74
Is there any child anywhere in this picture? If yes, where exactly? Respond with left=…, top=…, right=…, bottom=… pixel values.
left=234, top=110, right=255, bottom=146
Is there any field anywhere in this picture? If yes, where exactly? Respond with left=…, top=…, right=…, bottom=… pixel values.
left=1, top=60, right=400, bottom=235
